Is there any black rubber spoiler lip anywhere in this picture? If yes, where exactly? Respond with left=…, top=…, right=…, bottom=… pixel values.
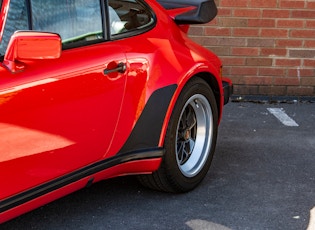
left=157, top=0, right=217, bottom=24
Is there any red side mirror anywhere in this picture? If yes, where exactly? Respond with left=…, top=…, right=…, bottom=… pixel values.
left=3, top=31, right=62, bottom=73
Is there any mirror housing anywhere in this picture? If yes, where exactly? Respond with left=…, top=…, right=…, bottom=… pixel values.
left=3, top=31, right=62, bottom=73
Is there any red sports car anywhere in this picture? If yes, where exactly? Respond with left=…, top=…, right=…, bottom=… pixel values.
left=0, top=0, right=232, bottom=223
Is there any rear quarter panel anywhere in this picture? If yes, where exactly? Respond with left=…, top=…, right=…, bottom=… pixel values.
left=109, top=0, right=223, bottom=152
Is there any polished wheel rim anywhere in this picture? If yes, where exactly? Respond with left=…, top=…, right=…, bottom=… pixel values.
left=176, top=94, right=213, bottom=177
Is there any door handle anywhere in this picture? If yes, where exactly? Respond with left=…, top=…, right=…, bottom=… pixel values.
left=104, top=62, right=126, bottom=75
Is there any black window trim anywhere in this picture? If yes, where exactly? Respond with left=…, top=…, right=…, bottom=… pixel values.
left=26, top=0, right=32, bottom=29
left=108, top=0, right=157, bottom=41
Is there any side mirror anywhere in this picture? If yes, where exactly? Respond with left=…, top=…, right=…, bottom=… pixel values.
left=3, top=31, right=62, bottom=73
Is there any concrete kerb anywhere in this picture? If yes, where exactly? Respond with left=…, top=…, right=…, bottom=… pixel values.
left=231, top=95, right=315, bottom=104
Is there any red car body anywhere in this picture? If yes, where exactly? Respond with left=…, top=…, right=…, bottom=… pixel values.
left=0, top=0, right=232, bottom=223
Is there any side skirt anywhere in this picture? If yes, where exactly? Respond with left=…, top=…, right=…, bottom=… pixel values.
left=0, top=148, right=164, bottom=213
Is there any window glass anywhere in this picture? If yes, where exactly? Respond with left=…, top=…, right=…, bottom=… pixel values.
left=0, top=0, right=28, bottom=55
left=0, top=0, right=154, bottom=55
left=108, top=0, right=154, bottom=36
left=0, top=0, right=104, bottom=55
left=31, top=0, right=103, bottom=45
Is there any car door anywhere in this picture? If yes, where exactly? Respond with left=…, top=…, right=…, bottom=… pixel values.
left=0, top=0, right=127, bottom=199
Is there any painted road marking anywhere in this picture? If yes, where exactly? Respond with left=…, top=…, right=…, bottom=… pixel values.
left=267, top=108, right=299, bottom=127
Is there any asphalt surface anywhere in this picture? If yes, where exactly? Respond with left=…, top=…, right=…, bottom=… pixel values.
left=2, top=101, right=315, bottom=230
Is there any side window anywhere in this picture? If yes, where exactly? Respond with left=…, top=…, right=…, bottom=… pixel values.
left=0, top=0, right=29, bottom=55
left=31, top=0, right=103, bottom=46
left=108, top=0, right=154, bottom=36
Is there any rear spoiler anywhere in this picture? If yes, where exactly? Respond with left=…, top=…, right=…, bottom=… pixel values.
left=156, top=0, right=217, bottom=24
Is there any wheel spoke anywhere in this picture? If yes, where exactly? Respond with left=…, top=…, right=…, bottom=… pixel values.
left=187, top=138, right=195, bottom=155
left=186, top=106, right=196, bottom=129
left=177, top=141, right=187, bottom=164
left=177, top=137, right=196, bottom=165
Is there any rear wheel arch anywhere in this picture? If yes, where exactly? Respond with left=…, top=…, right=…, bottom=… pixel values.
left=196, top=72, right=222, bottom=121
left=138, top=77, right=219, bottom=192
left=158, top=72, right=222, bottom=147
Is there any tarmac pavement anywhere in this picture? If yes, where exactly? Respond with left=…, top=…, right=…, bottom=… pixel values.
left=1, top=101, right=315, bottom=230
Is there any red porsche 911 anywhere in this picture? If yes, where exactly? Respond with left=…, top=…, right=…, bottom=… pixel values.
left=0, top=0, right=232, bottom=223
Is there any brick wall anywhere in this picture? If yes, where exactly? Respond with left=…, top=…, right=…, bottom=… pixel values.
left=189, top=0, right=315, bottom=97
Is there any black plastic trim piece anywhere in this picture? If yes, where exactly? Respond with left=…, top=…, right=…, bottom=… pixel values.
left=223, top=80, right=233, bottom=105
left=0, top=148, right=164, bottom=213
left=157, top=0, right=217, bottom=24
left=119, top=84, right=177, bottom=154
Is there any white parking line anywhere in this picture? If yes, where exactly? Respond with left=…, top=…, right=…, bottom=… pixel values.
left=267, top=108, right=299, bottom=127
left=307, top=207, right=315, bottom=230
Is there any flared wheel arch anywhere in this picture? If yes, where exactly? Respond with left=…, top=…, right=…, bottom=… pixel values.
left=159, top=73, right=222, bottom=148
left=138, top=76, right=220, bottom=192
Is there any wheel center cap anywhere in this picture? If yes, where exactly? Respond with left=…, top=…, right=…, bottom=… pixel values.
left=184, top=130, right=190, bottom=140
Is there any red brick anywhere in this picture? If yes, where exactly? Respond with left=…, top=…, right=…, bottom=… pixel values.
left=301, top=78, right=315, bottom=87
left=228, top=76, right=244, bottom=84
left=277, top=20, right=304, bottom=28
left=205, top=27, right=231, bottom=36
left=307, top=2, right=315, bottom=9
left=274, top=77, right=300, bottom=86
left=261, top=29, right=288, bottom=38
left=188, top=36, right=204, bottom=45
left=219, top=18, right=248, bottom=27
left=305, top=40, right=315, bottom=48
left=275, top=59, right=301, bottom=67
left=291, top=29, right=315, bottom=38
left=288, top=68, right=315, bottom=77
left=233, top=85, right=259, bottom=95
left=247, top=38, right=275, bottom=47
left=248, top=19, right=275, bottom=27
left=220, top=57, right=246, bottom=66
left=280, top=0, right=306, bottom=8
left=203, top=37, right=246, bottom=46
left=258, top=86, right=272, bottom=95
left=304, top=59, right=315, bottom=67
left=222, top=66, right=231, bottom=75
left=207, top=46, right=231, bottom=56
left=262, top=10, right=290, bottom=18
left=246, top=58, right=273, bottom=66
left=244, top=76, right=273, bottom=85
left=206, top=18, right=219, bottom=26
left=261, top=48, right=287, bottom=57
left=250, top=0, right=277, bottom=8
left=289, top=50, right=315, bottom=58
left=306, top=21, right=315, bottom=28
left=276, top=39, right=303, bottom=47
left=220, top=0, right=248, bottom=7
left=189, top=26, right=204, bottom=36
left=259, top=68, right=286, bottom=76
left=287, top=86, right=314, bottom=96
left=233, top=9, right=261, bottom=18
left=292, top=11, right=315, bottom=19
left=259, top=86, right=287, bottom=95
left=230, top=67, right=258, bottom=75
left=231, top=47, right=259, bottom=56
left=217, top=8, right=232, bottom=17
left=233, top=28, right=259, bottom=37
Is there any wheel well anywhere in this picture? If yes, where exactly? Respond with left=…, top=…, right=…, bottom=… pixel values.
left=196, top=73, right=221, bottom=120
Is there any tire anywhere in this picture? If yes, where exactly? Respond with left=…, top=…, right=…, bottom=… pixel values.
left=138, top=78, right=218, bottom=193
